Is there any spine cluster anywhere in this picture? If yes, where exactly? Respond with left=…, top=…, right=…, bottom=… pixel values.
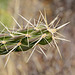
left=0, top=11, right=70, bottom=60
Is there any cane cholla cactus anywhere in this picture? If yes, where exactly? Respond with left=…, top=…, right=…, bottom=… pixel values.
left=0, top=11, right=70, bottom=62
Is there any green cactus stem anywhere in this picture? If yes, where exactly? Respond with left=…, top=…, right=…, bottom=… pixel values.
left=0, top=11, right=70, bottom=58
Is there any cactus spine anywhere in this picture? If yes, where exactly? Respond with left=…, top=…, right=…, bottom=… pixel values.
left=0, top=11, right=70, bottom=59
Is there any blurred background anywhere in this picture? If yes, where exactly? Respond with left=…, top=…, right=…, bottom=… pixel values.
left=0, top=0, right=75, bottom=75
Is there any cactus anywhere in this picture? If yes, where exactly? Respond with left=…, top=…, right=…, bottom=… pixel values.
left=0, top=11, right=70, bottom=60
